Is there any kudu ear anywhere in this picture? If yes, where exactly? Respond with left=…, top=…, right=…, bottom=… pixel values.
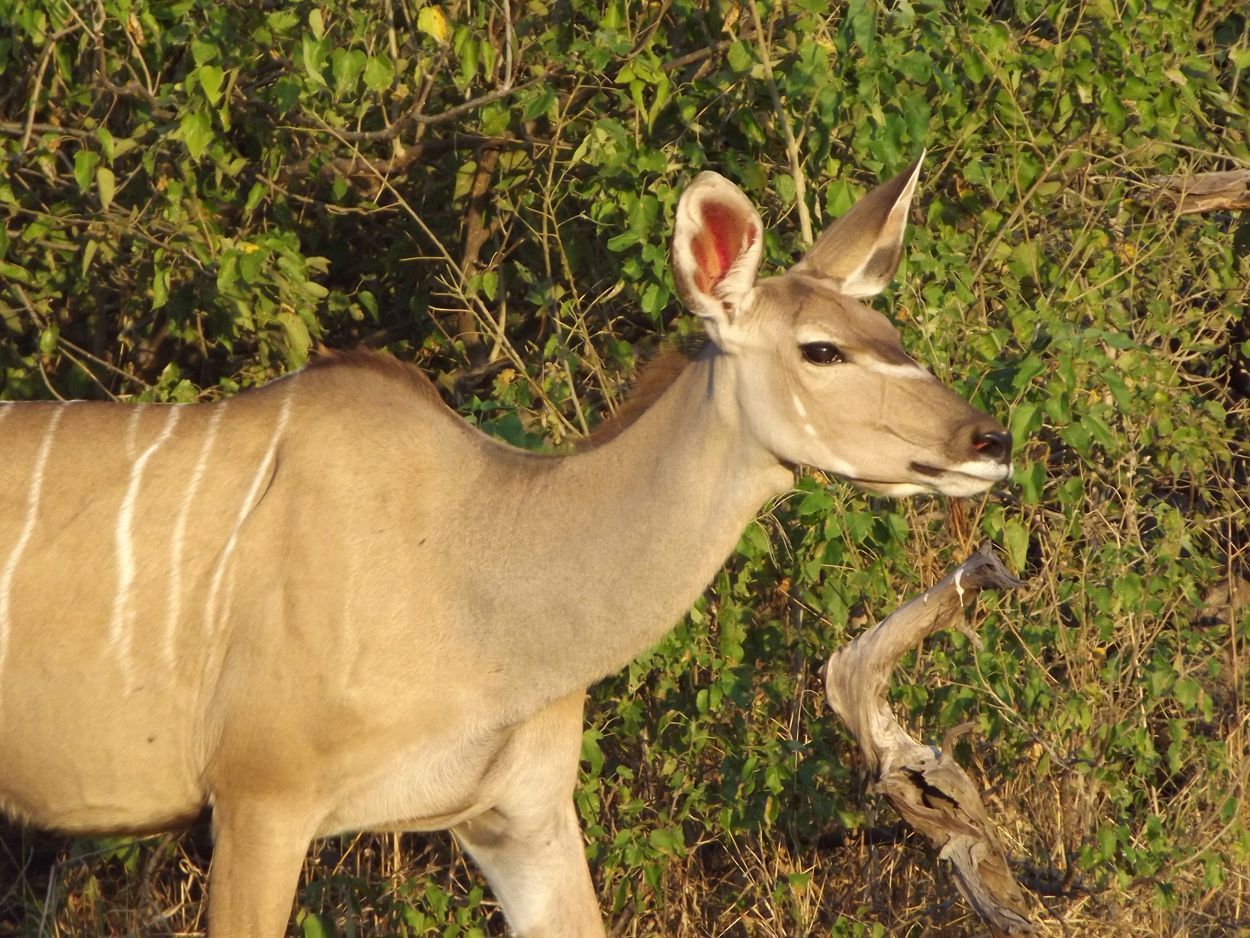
left=671, top=171, right=764, bottom=350
left=793, top=154, right=924, bottom=298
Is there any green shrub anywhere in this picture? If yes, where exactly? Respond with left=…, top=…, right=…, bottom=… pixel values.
left=1, top=0, right=1246, bottom=934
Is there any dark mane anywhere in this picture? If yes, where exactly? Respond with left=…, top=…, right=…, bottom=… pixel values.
left=306, top=344, right=703, bottom=447
left=305, top=347, right=446, bottom=406
left=580, top=340, right=705, bottom=449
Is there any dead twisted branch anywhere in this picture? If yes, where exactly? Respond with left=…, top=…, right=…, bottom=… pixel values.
left=824, top=544, right=1037, bottom=937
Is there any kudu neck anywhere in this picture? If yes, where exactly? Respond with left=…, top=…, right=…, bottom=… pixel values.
left=478, top=352, right=792, bottom=711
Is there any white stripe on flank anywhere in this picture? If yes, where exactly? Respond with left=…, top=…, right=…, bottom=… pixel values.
left=109, top=406, right=182, bottom=686
left=204, top=382, right=297, bottom=638
left=125, top=407, right=143, bottom=459
left=0, top=406, right=66, bottom=684
left=164, top=404, right=226, bottom=672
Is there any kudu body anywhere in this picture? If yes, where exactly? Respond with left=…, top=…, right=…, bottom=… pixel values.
left=0, top=160, right=1011, bottom=936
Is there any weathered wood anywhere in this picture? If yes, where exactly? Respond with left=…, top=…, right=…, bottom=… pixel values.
left=1145, top=169, right=1250, bottom=214
left=824, top=544, right=1036, bottom=936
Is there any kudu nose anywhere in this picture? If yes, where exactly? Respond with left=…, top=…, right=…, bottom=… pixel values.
left=972, top=428, right=1012, bottom=465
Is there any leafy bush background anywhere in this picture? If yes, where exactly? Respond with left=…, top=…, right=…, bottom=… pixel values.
left=1, top=0, right=1247, bottom=935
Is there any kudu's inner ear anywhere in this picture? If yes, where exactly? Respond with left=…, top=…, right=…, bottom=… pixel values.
left=672, top=172, right=764, bottom=344
left=794, top=155, right=924, bottom=298
left=690, top=202, right=754, bottom=294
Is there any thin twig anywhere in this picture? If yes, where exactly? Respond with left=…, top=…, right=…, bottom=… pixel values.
left=970, top=143, right=1075, bottom=283
left=10, top=284, right=121, bottom=401
left=746, top=0, right=811, bottom=244
left=307, top=117, right=579, bottom=435
left=302, top=73, right=551, bottom=143
left=0, top=121, right=91, bottom=140
left=61, top=0, right=170, bottom=119
left=36, top=859, right=58, bottom=937
left=501, top=0, right=515, bottom=89
left=58, top=336, right=151, bottom=391
left=18, top=36, right=60, bottom=158
left=661, top=26, right=758, bottom=72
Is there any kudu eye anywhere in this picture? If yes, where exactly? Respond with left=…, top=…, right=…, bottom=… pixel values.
left=800, top=341, right=845, bottom=365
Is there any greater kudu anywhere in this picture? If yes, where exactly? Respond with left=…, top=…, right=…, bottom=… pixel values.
left=0, top=158, right=1011, bottom=936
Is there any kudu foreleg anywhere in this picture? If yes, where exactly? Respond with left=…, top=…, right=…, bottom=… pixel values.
left=456, top=798, right=603, bottom=937
left=453, top=692, right=605, bottom=938
left=207, top=799, right=315, bottom=937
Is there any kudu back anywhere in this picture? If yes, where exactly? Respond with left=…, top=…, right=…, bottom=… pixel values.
left=0, top=159, right=1010, bottom=936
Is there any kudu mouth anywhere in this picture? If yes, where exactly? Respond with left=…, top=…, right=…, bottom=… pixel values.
left=904, top=427, right=1014, bottom=497
left=835, top=428, right=1013, bottom=498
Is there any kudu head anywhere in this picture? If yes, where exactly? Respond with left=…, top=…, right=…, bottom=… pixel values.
left=671, top=159, right=1012, bottom=497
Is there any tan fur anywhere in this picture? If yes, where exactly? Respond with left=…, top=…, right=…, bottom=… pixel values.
left=0, top=163, right=1011, bottom=937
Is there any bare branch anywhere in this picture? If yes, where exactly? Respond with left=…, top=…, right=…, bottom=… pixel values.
left=1144, top=169, right=1250, bottom=214
left=312, top=73, right=553, bottom=144
left=824, top=544, right=1036, bottom=937
left=18, top=34, right=61, bottom=158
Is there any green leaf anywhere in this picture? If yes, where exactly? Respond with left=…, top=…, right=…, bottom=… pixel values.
left=648, top=827, right=684, bottom=854
left=520, top=87, right=556, bottom=122
left=96, top=166, right=115, bottom=210
left=307, top=8, right=325, bottom=40
left=479, top=101, right=510, bottom=136
left=647, top=74, right=671, bottom=131
left=581, top=729, right=604, bottom=776
left=331, top=48, right=367, bottom=92
left=244, top=182, right=266, bottom=213
left=1017, top=459, right=1045, bottom=504
left=797, top=487, right=833, bottom=518
left=198, top=64, right=224, bottom=105
left=180, top=109, right=214, bottom=159
left=727, top=40, right=754, bottom=73
left=458, top=36, right=479, bottom=85
left=417, top=5, right=450, bottom=43
left=0, top=261, right=30, bottom=283
left=1081, top=413, right=1117, bottom=449
left=363, top=54, right=394, bottom=92
left=1003, top=520, right=1029, bottom=572
left=605, top=230, right=639, bottom=252
left=80, top=238, right=98, bottom=276
left=73, top=150, right=100, bottom=192
left=847, top=0, right=877, bottom=55
left=39, top=326, right=59, bottom=358
left=1009, top=401, right=1042, bottom=448
left=280, top=312, right=312, bottom=367
left=95, top=126, right=115, bottom=162
left=301, top=34, right=330, bottom=87
left=191, top=39, right=219, bottom=65
left=297, top=910, right=333, bottom=938
left=151, top=262, right=170, bottom=309
left=1173, top=678, right=1200, bottom=711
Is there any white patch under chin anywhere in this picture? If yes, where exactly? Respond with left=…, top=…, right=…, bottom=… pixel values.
left=947, top=459, right=1014, bottom=482
left=861, top=481, right=930, bottom=497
